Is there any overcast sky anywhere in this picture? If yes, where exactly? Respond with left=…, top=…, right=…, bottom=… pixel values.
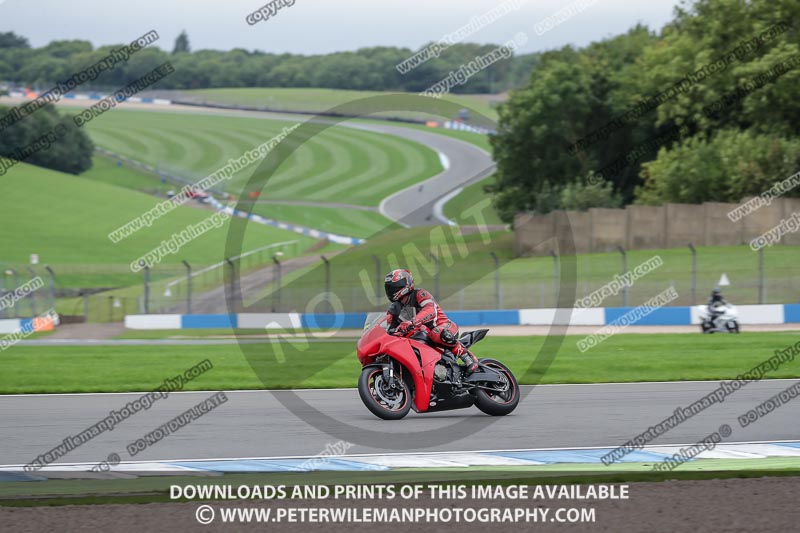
left=0, top=0, right=679, bottom=55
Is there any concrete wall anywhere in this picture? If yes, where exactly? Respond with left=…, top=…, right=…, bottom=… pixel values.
left=515, top=197, right=800, bottom=256
left=589, top=208, right=626, bottom=252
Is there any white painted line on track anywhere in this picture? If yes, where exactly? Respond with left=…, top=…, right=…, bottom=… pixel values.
left=433, top=186, right=462, bottom=226
left=2, top=439, right=799, bottom=470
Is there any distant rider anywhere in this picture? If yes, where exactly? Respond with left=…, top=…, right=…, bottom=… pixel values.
left=707, top=287, right=729, bottom=323
left=383, top=269, right=478, bottom=374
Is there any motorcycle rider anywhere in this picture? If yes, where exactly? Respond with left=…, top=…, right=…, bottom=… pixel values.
left=383, top=268, right=478, bottom=374
left=707, top=287, right=729, bottom=324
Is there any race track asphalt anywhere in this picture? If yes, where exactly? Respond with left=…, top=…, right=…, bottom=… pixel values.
left=2, top=380, right=797, bottom=466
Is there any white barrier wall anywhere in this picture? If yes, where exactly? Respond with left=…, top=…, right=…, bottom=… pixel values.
left=0, top=319, right=22, bottom=334
left=237, top=313, right=302, bottom=329
left=518, top=308, right=605, bottom=326
left=125, top=314, right=182, bottom=330
left=690, top=305, right=785, bottom=325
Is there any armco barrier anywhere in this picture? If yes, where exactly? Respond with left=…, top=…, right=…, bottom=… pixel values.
left=0, top=315, right=59, bottom=334
left=124, top=304, right=800, bottom=329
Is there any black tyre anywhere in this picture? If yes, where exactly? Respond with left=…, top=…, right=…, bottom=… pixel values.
left=473, top=358, right=519, bottom=416
left=358, top=367, right=412, bottom=420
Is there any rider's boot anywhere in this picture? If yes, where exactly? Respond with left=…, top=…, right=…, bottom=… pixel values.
left=458, top=347, right=478, bottom=375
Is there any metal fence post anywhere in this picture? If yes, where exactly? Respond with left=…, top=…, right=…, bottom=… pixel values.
left=182, top=260, right=192, bottom=314
left=0, top=273, right=6, bottom=319
left=5, top=269, right=20, bottom=318
left=489, top=252, right=500, bottom=309
left=550, top=251, right=559, bottom=307
left=225, top=258, right=236, bottom=312
left=688, top=243, right=697, bottom=306
left=372, top=255, right=381, bottom=302
left=321, top=255, right=331, bottom=297
left=272, top=253, right=283, bottom=312
left=108, top=296, right=114, bottom=322
left=429, top=253, right=440, bottom=300
left=44, top=265, right=56, bottom=312
left=143, top=265, right=150, bottom=314
left=758, top=246, right=765, bottom=304
left=617, top=245, right=628, bottom=307
left=26, top=267, right=37, bottom=317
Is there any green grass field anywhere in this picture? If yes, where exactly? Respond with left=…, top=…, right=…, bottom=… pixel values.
left=247, top=203, right=400, bottom=239
left=0, top=332, right=797, bottom=393
left=0, top=162, right=316, bottom=289
left=181, top=87, right=501, bottom=122
left=80, top=109, right=442, bottom=207
left=444, top=176, right=503, bottom=225
left=82, top=154, right=173, bottom=196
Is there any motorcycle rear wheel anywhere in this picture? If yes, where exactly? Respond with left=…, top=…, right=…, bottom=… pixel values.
left=358, top=367, right=412, bottom=420
left=473, top=359, right=520, bottom=416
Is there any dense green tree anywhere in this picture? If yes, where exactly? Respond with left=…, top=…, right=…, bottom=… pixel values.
left=173, top=31, right=191, bottom=54
left=488, top=26, right=657, bottom=221
left=489, top=0, right=800, bottom=220
left=561, top=176, right=622, bottom=211
left=636, top=129, right=800, bottom=204
left=0, top=32, right=29, bottom=49
left=0, top=105, right=93, bottom=175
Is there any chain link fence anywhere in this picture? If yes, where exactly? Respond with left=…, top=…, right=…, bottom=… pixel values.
left=2, top=244, right=797, bottom=322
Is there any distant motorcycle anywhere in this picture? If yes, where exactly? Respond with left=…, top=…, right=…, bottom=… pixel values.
left=356, top=313, right=520, bottom=420
left=699, top=303, right=740, bottom=333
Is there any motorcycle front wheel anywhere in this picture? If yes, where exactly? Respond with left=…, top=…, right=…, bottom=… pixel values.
left=358, top=367, right=412, bottom=420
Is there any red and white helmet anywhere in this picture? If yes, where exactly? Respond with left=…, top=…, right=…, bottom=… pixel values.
left=384, top=269, right=414, bottom=302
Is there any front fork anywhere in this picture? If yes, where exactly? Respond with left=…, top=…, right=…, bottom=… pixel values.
left=377, top=358, right=404, bottom=391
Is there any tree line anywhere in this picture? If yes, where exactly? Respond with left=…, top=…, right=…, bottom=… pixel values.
left=489, top=0, right=800, bottom=222
left=0, top=31, right=535, bottom=94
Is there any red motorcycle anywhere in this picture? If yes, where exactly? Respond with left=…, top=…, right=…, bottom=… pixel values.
left=356, top=312, right=520, bottom=420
